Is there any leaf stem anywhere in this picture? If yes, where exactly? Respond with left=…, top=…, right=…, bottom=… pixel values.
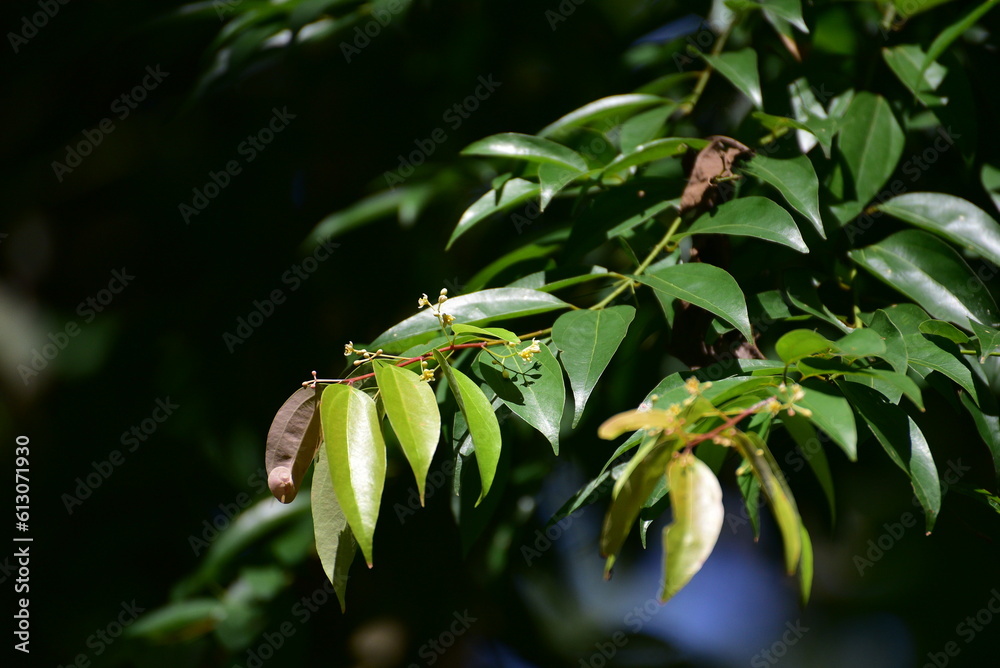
left=679, top=23, right=733, bottom=116
left=684, top=397, right=772, bottom=451
left=591, top=214, right=683, bottom=310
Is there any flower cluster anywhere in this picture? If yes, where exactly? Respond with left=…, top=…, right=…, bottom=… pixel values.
left=517, top=338, right=541, bottom=362
left=418, top=288, right=454, bottom=326
left=343, top=341, right=384, bottom=366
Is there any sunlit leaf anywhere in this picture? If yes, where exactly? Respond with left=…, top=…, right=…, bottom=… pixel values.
left=320, top=384, right=386, bottom=568
left=680, top=196, right=808, bottom=253
left=660, top=453, right=725, bottom=602
left=433, top=350, right=502, bottom=505
left=311, top=446, right=356, bottom=612
left=373, top=362, right=440, bottom=503
left=740, top=154, right=824, bottom=238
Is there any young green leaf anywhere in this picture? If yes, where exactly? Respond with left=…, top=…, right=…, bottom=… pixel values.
left=732, top=432, right=802, bottom=574
left=265, top=386, right=322, bottom=503
left=552, top=305, right=636, bottom=427
left=433, top=350, right=502, bottom=505
left=775, top=329, right=836, bottom=364
left=679, top=197, right=808, bottom=254
left=740, top=154, right=824, bottom=238
left=849, top=230, right=1000, bottom=331
left=320, top=384, right=387, bottom=568
left=476, top=342, right=565, bottom=454
left=799, top=524, right=814, bottom=605
left=633, top=264, right=753, bottom=341
left=600, top=442, right=673, bottom=574
left=450, top=323, right=520, bottom=343
left=835, top=328, right=887, bottom=358
left=311, top=445, right=356, bottom=612
left=660, top=453, right=725, bottom=602
left=373, top=362, right=441, bottom=504
left=779, top=379, right=857, bottom=461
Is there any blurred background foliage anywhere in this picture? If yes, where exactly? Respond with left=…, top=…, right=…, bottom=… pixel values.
left=2, top=0, right=1000, bottom=666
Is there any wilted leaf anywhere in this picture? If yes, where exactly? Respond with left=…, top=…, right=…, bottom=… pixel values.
left=265, top=386, right=322, bottom=503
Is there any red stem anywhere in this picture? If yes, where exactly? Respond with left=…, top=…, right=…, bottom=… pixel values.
left=684, top=397, right=773, bottom=450
left=339, top=341, right=494, bottom=384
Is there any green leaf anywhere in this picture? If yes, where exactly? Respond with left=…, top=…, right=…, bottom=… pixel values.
left=875, top=192, right=1000, bottom=267
left=602, top=138, right=709, bottom=177
left=538, top=94, right=669, bottom=138
left=868, top=309, right=909, bottom=374
left=311, top=445, right=356, bottom=612
left=799, top=525, right=814, bottom=605
left=783, top=269, right=852, bottom=333
left=702, top=48, right=763, bottom=109
left=448, top=178, right=540, bottom=248
left=433, top=351, right=502, bottom=505
left=837, top=383, right=941, bottom=532
left=309, top=188, right=406, bottom=243
left=461, top=133, right=588, bottom=173
left=539, top=164, right=587, bottom=211
left=633, top=264, right=753, bottom=341
left=838, top=92, right=905, bottom=208
left=600, top=442, right=673, bottom=573
left=450, top=323, right=520, bottom=343
left=740, top=154, right=824, bottom=238
left=620, top=105, right=675, bottom=154
left=849, top=230, right=1000, bottom=330
left=763, top=0, right=808, bottom=33
left=959, top=391, right=1000, bottom=483
left=732, top=431, right=802, bottom=574
left=893, top=0, right=956, bottom=19
left=476, top=342, right=565, bottom=454
left=373, top=362, right=441, bottom=504
left=320, top=384, right=387, bottom=568
left=680, top=197, right=808, bottom=254
left=881, top=304, right=978, bottom=402
left=552, top=306, right=636, bottom=427
left=882, top=45, right=948, bottom=106
left=781, top=379, right=857, bottom=461
left=970, top=320, right=1000, bottom=363
left=736, top=465, right=761, bottom=539
left=836, top=328, right=888, bottom=358
left=370, top=288, right=570, bottom=353
left=982, top=164, right=1000, bottom=215
left=781, top=414, right=836, bottom=525
left=921, top=0, right=1000, bottom=80
left=775, top=329, right=837, bottom=364
left=660, top=453, right=725, bottom=602
left=919, top=319, right=970, bottom=344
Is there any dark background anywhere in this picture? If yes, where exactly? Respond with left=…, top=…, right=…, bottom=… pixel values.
left=2, top=1, right=1000, bottom=667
